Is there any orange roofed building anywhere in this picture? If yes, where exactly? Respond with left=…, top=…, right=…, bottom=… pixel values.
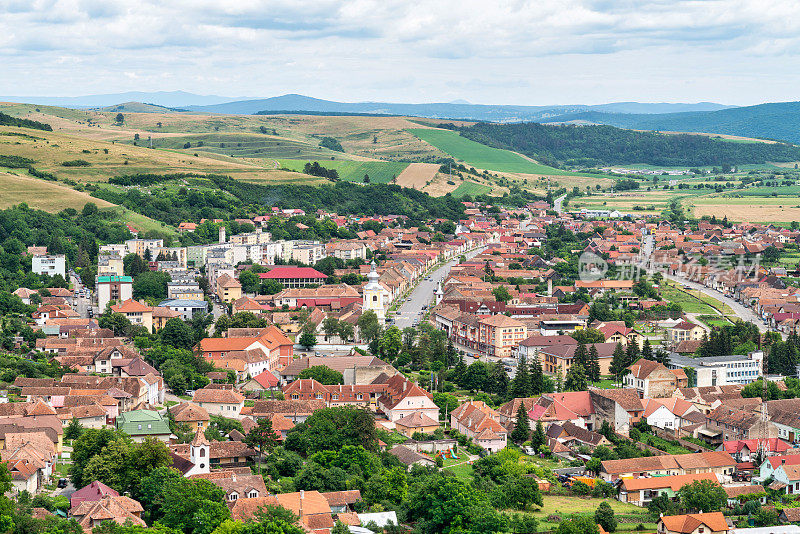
left=197, top=326, right=293, bottom=373
left=657, top=512, right=729, bottom=534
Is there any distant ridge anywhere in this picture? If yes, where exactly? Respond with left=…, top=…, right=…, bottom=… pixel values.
left=539, top=101, right=800, bottom=144
left=0, top=90, right=241, bottom=108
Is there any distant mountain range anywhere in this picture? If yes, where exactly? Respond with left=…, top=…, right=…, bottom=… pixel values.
left=185, top=93, right=734, bottom=121
left=7, top=90, right=800, bottom=144
left=0, top=90, right=241, bottom=108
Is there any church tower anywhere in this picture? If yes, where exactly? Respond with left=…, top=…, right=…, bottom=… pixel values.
left=435, top=281, right=444, bottom=305
left=362, top=261, right=388, bottom=324
left=188, top=428, right=210, bottom=475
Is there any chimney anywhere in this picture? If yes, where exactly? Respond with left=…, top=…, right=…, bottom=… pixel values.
left=299, top=490, right=304, bottom=517
left=219, top=226, right=226, bottom=244
left=547, top=278, right=553, bottom=297
left=232, top=473, right=237, bottom=482
left=783, top=458, right=786, bottom=464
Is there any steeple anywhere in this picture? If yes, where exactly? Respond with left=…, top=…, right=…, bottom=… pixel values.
left=435, top=281, right=444, bottom=305
left=189, top=427, right=210, bottom=474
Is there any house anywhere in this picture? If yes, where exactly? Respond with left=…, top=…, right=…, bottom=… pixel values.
left=705, top=406, right=778, bottom=442
left=110, top=299, right=153, bottom=333
left=642, top=397, right=699, bottom=431
left=189, top=469, right=267, bottom=502
left=450, top=401, right=507, bottom=452
left=274, top=490, right=335, bottom=534
left=665, top=321, right=707, bottom=346
left=192, top=387, right=245, bottom=418
left=657, top=512, right=729, bottom=534
left=168, top=402, right=210, bottom=433
left=546, top=421, right=610, bottom=451
left=600, top=451, right=736, bottom=482
left=376, top=374, right=439, bottom=423
left=32, top=254, right=66, bottom=278
left=530, top=391, right=595, bottom=429
left=538, top=342, right=618, bottom=376
left=116, top=410, right=172, bottom=442
left=322, top=490, right=362, bottom=514
left=71, top=495, right=146, bottom=531
left=241, top=370, right=280, bottom=393
left=759, top=455, right=800, bottom=482
left=620, top=473, right=719, bottom=506
left=171, top=431, right=256, bottom=474
left=248, top=399, right=325, bottom=424
left=771, top=464, right=800, bottom=495
left=394, top=411, right=440, bottom=438
left=71, top=480, right=119, bottom=510
left=624, top=359, right=687, bottom=398
left=388, top=445, right=436, bottom=470
left=720, top=439, right=790, bottom=462
left=724, top=485, right=766, bottom=506
left=589, top=388, right=644, bottom=434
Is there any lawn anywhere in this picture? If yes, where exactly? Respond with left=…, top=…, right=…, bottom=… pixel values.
left=443, top=462, right=473, bottom=482
left=277, top=159, right=409, bottom=184
left=407, top=128, right=592, bottom=176
left=659, top=283, right=719, bottom=315
left=524, top=495, right=653, bottom=531
left=451, top=181, right=492, bottom=197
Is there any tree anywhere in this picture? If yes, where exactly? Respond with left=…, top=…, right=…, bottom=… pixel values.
left=531, top=420, right=546, bottom=451
left=115, top=113, right=124, bottom=124
left=647, top=494, right=678, bottom=520
left=297, top=365, right=343, bottom=385
left=71, top=428, right=120, bottom=488
left=99, top=311, right=132, bottom=336
left=123, top=253, right=149, bottom=277
left=337, top=321, right=354, bottom=342
left=530, top=356, right=545, bottom=394
left=500, top=475, right=543, bottom=510
left=244, top=418, right=279, bottom=475
left=595, top=501, right=617, bottom=532
left=609, top=343, right=627, bottom=385
left=492, top=285, right=511, bottom=303
left=490, top=360, right=509, bottom=396
left=299, top=323, right=317, bottom=350
left=573, top=342, right=588, bottom=370
left=379, top=326, right=403, bottom=360
left=564, top=363, right=588, bottom=392
left=357, top=310, right=380, bottom=342
left=641, top=339, right=653, bottom=361
left=555, top=516, right=599, bottom=534
left=322, top=317, right=340, bottom=340
left=64, top=417, right=84, bottom=441
left=571, top=328, right=605, bottom=344
left=285, top=407, right=378, bottom=454
left=80, top=435, right=172, bottom=495
left=512, top=355, right=531, bottom=398
left=587, top=344, right=601, bottom=383
left=510, top=404, right=530, bottom=443
left=678, top=479, right=727, bottom=512
left=160, top=318, right=194, bottom=351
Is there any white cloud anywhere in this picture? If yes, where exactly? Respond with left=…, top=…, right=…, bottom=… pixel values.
left=3, top=0, right=800, bottom=104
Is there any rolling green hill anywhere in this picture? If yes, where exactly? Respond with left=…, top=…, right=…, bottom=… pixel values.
left=277, top=159, right=408, bottom=183
left=407, top=128, right=588, bottom=175
left=455, top=122, right=800, bottom=167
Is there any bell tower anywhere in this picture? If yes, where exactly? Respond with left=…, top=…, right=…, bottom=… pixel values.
left=362, top=261, right=387, bottom=324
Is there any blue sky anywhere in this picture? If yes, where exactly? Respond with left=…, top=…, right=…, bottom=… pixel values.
left=2, top=0, right=800, bottom=105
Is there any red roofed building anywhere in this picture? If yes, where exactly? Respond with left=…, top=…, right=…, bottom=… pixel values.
left=259, top=267, right=327, bottom=288
left=721, top=438, right=790, bottom=463
left=450, top=401, right=507, bottom=452
left=657, top=512, right=729, bottom=534
left=377, top=374, right=439, bottom=423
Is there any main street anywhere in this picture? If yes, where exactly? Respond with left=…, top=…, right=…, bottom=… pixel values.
left=392, top=246, right=486, bottom=329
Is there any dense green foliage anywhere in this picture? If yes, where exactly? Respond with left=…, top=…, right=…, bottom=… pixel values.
left=92, top=175, right=465, bottom=227
left=0, top=112, right=52, bottom=131
left=454, top=121, right=800, bottom=167
left=319, top=137, right=344, bottom=152
left=297, top=365, right=344, bottom=385
left=285, top=407, right=378, bottom=454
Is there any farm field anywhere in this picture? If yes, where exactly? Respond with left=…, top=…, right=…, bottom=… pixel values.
left=395, top=162, right=440, bottom=189
left=524, top=495, right=652, bottom=532
left=407, top=128, right=592, bottom=176
left=277, top=159, right=409, bottom=184
left=451, top=181, right=492, bottom=197
left=691, top=197, right=800, bottom=223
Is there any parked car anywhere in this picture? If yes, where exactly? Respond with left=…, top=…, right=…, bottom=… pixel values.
left=57, top=478, right=68, bottom=488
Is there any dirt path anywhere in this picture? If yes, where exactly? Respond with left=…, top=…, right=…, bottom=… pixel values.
left=396, top=162, right=440, bottom=189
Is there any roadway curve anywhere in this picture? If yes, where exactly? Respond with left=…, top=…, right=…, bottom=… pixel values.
left=661, top=273, right=769, bottom=333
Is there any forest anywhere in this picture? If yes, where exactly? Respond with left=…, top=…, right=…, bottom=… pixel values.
left=0, top=112, right=52, bottom=131
left=91, top=176, right=466, bottom=226
left=451, top=122, right=800, bottom=167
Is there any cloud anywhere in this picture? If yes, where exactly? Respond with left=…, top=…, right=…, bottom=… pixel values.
left=3, top=0, right=800, bottom=104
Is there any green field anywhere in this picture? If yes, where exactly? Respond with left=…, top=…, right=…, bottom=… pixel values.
left=126, top=133, right=338, bottom=160
left=277, top=159, right=409, bottom=184
left=407, top=128, right=590, bottom=176
left=451, top=181, right=492, bottom=197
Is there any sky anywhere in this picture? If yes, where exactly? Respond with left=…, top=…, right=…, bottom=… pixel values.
left=3, top=0, right=800, bottom=106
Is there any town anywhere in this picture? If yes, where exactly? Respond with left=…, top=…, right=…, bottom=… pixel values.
left=2, top=190, right=800, bottom=534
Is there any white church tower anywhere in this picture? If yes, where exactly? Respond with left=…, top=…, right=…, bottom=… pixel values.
left=435, top=281, right=444, bottom=305
left=362, top=261, right=389, bottom=325
left=186, top=428, right=211, bottom=476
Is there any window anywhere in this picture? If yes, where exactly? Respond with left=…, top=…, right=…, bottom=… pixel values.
left=229, top=493, right=238, bottom=501
left=138, top=424, right=142, bottom=430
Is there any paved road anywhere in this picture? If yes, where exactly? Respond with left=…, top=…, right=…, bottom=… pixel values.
left=662, top=272, right=769, bottom=333
left=393, top=247, right=486, bottom=329
left=553, top=194, right=566, bottom=215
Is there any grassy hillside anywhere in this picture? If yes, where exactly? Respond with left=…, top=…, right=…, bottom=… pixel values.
left=456, top=122, right=800, bottom=167
left=407, top=128, right=587, bottom=175
left=277, top=159, right=408, bottom=184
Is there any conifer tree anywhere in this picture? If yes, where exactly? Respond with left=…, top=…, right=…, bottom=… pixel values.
left=530, top=356, right=545, bottom=395
left=642, top=339, right=653, bottom=361
left=610, top=342, right=627, bottom=385
left=573, top=341, right=588, bottom=370
left=511, top=404, right=530, bottom=442
left=564, top=362, right=588, bottom=392
left=512, top=354, right=532, bottom=398
left=587, top=344, right=601, bottom=383
left=531, top=420, right=546, bottom=451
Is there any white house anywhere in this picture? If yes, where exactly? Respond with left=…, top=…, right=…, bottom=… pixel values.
left=642, top=397, right=699, bottom=431
left=32, top=255, right=66, bottom=278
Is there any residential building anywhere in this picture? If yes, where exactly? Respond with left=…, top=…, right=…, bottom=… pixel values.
left=192, top=387, right=245, bottom=418
left=111, top=299, right=153, bottom=333
left=116, top=410, right=172, bottom=442
left=216, top=274, right=242, bottom=303
left=169, top=402, right=210, bottom=433
left=376, top=374, right=439, bottom=423
left=158, top=299, right=209, bottom=320
left=450, top=401, right=507, bottom=452
left=600, top=451, right=736, bottom=482
left=394, top=412, right=440, bottom=438
left=620, top=473, right=719, bottom=506
left=71, top=495, right=146, bottom=531
left=642, top=397, right=699, bottom=431
left=668, top=352, right=764, bottom=386
left=624, top=359, right=688, bottom=398
left=97, top=276, right=133, bottom=312
left=657, top=512, right=729, bottom=534
left=666, top=321, right=707, bottom=345
left=32, top=254, right=66, bottom=278
left=259, top=266, right=328, bottom=288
